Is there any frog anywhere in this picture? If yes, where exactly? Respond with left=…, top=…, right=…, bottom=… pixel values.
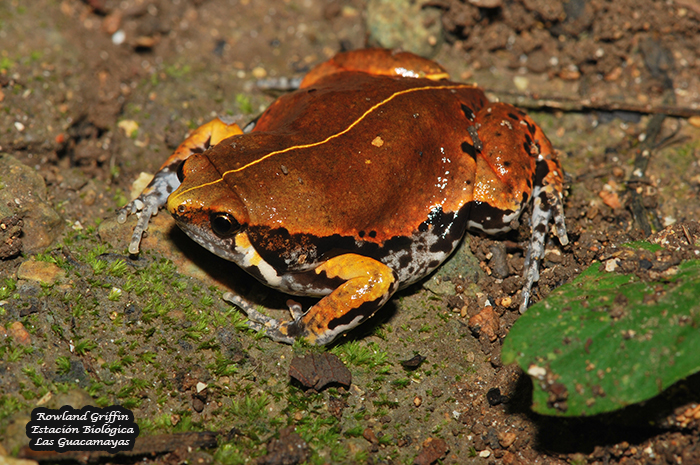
left=118, top=48, right=568, bottom=346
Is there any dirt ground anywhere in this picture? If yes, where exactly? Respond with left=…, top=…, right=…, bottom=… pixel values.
left=1, top=0, right=700, bottom=464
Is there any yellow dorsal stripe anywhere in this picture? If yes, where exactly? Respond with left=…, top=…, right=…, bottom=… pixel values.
left=172, top=83, right=475, bottom=201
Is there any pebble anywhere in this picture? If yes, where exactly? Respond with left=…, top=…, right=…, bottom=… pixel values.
left=498, top=431, right=517, bottom=448
left=17, top=258, right=66, bottom=285
left=252, top=67, right=267, bottom=79
left=112, top=30, right=126, bottom=45
left=8, top=321, right=31, bottom=345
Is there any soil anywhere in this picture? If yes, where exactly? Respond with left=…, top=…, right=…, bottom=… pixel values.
left=2, top=0, right=700, bottom=464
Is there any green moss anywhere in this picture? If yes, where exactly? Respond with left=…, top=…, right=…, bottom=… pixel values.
left=73, top=339, right=96, bottom=356
left=235, top=94, right=253, bottom=114
left=390, top=378, right=410, bottom=389
left=331, top=340, right=390, bottom=370
left=0, top=278, right=16, bottom=300
left=21, top=366, right=43, bottom=387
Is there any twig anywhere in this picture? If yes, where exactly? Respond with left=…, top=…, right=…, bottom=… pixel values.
left=485, top=89, right=700, bottom=118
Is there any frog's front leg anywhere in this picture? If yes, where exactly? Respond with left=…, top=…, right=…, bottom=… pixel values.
left=225, top=254, right=399, bottom=345
left=117, top=118, right=243, bottom=254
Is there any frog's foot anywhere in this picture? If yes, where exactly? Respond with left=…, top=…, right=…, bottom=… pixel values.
left=117, top=171, right=178, bottom=255
left=223, top=292, right=298, bottom=344
left=117, top=117, right=243, bottom=254
left=520, top=167, right=569, bottom=313
left=226, top=254, right=399, bottom=345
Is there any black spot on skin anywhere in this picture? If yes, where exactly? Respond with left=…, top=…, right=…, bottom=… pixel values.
left=369, top=231, right=377, bottom=238
left=526, top=178, right=532, bottom=188
left=427, top=260, right=440, bottom=269
left=466, top=180, right=472, bottom=185
left=523, top=142, right=530, bottom=154
left=327, top=298, right=381, bottom=331
left=495, top=131, right=502, bottom=138
left=507, top=112, right=520, bottom=120
left=429, top=241, right=451, bottom=253
left=522, top=192, right=529, bottom=203
left=535, top=223, right=547, bottom=234
left=527, top=121, right=537, bottom=136
left=461, top=103, right=475, bottom=121
left=307, top=88, right=317, bottom=93
left=468, top=201, right=515, bottom=232
left=358, top=230, right=365, bottom=238
left=503, top=161, right=511, bottom=168
left=281, top=320, right=304, bottom=338
left=537, top=193, right=553, bottom=212
left=534, top=160, right=551, bottom=186
left=461, top=141, right=477, bottom=161
left=399, top=254, right=412, bottom=268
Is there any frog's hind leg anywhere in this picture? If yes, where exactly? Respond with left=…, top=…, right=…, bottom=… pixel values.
left=117, top=118, right=242, bottom=254
left=226, top=254, right=399, bottom=345
left=520, top=151, right=569, bottom=313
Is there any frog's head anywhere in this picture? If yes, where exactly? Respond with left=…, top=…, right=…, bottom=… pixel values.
left=167, top=152, right=250, bottom=262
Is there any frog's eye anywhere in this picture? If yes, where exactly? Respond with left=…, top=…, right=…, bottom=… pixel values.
left=176, top=161, right=186, bottom=182
left=211, top=213, right=240, bottom=237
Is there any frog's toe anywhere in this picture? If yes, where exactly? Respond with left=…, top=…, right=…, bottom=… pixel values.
left=286, top=299, right=304, bottom=320
left=224, top=292, right=299, bottom=344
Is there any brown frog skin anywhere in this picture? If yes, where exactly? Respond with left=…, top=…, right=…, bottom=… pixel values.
left=119, top=48, right=568, bottom=346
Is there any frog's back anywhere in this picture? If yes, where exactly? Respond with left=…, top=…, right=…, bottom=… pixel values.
left=212, top=73, right=488, bottom=238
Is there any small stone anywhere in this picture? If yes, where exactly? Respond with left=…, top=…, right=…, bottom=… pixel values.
left=604, top=259, right=619, bottom=272
left=363, top=427, right=378, bottom=444
left=17, top=258, right=65, bottom=285
left=468, top=305, right=500, bottom=342
left=252, top=67, right=267, bottom=79
left=513, top=76, right=529, bottom=91
left=498, top=431, right=517, bottom=448
left=112, top=30, right=126, bottom=45
left=118, top=119, right=139, bottom=138
left=9, top=321, right=31, bottom=345
left=192, top=397, right=205, bottom=412
left=289, top=352, right=352, bottom=390
left=414, top=437, right=448, bottom=465
left=413, top=396, right=422, bottom=407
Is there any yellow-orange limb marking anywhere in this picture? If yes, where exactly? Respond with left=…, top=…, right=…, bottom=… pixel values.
left=159, top=118, right=243, bottom=170
left=301, top=254, right=397, bottom=344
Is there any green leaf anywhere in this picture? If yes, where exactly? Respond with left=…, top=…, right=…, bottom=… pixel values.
left=502, top=259, right=700, bottom=416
